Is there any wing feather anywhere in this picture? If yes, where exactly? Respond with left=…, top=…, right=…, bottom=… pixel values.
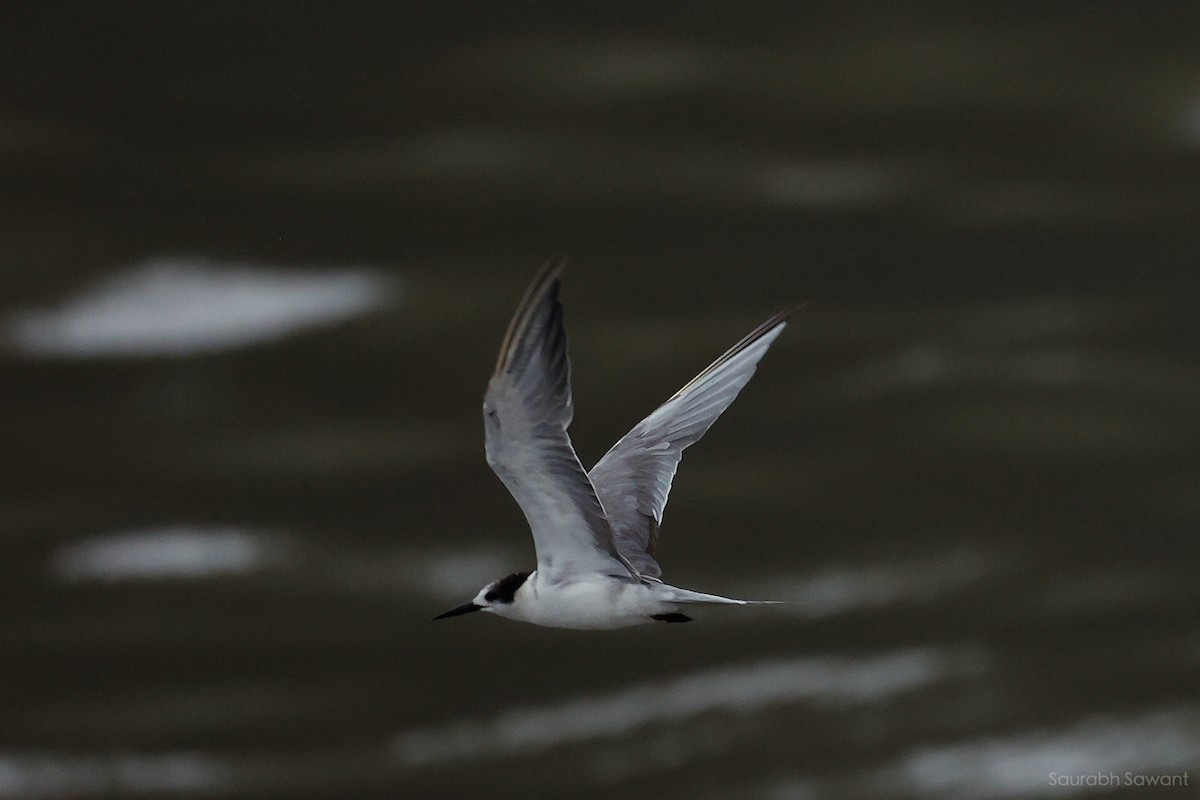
left=484, top=260, right=634, bottom=581
left=588, top=309, right=794, bottom=578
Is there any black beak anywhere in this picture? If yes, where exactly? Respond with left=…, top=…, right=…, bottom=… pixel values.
left=433, top=602, right=482, bottom=620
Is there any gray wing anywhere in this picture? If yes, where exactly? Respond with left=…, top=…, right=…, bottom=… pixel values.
left=588, top=309, right=793, bottom=579
left=484, top=259, right=636, bottom=582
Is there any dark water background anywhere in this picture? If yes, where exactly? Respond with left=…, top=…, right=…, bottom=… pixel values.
left=2, top=4, right=1199, bottom=799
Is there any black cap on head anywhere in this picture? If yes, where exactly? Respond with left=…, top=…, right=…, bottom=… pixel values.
left=484, top=571, right=530, bottom=604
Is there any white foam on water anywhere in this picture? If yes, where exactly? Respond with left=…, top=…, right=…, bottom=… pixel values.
left=755, top=159, right=901, bottom=209
left=52, top=526, right=276, bottom=582
left=0, top=751, right=230, bottom=798
left=393, top=646, right=986, bottom=767
left=877, top=706, right=1200, bottom=799
left=7, top=259, right=391, bottom=357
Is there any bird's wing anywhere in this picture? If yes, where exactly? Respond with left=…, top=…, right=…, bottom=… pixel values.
left=588, top=309, right=793, bottom=579
left=484, top=259, right=636, bottom=582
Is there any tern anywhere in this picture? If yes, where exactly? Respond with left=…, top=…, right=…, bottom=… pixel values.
left=435, top=260, right=791, bottom=629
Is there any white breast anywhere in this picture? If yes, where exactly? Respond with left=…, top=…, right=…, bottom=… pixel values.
left=496, top=572, right=675, bottom=630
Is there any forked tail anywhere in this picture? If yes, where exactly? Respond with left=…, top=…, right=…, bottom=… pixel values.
left=667, top=587, right=786, bottom=606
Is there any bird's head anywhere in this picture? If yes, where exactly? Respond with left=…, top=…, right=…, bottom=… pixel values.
left=433, top=570, right=530, bottom=620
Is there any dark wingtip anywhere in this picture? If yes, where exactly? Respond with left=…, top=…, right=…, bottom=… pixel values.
left=667, top=301, right=800, bottom=399
left=493, top=257, right=569, bottom=377
left=762, top=301, right=807, bottom=329
left=728, top=302, right=805, bottom=355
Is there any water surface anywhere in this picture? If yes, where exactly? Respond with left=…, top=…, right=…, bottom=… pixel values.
left=2, top=6, right=1198, bottom=799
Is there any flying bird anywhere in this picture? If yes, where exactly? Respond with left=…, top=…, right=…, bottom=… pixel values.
left=435, top=260, right=791, bottom=629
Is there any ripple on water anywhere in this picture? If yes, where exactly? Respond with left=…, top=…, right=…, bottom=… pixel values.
left=392, top=645, right=988, bottom=767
